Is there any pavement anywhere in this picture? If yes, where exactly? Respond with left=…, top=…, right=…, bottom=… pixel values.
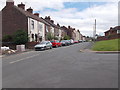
left=2, top=42, right=118, bottom=88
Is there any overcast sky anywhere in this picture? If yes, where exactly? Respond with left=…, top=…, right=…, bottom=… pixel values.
left=0, top=0, right=119, bottom=36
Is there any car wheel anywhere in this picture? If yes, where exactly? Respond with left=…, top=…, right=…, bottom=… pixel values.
left=50, top=46, right=52, bottom=49
left=44, top=46, right=47, bottom=50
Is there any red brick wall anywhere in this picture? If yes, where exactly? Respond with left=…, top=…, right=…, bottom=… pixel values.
left=26, top=42, right=39, bottom=49
left=2, top=5, right=28, bottom=37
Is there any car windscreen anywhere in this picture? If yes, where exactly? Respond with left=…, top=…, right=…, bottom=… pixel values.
left=50, top=41, right=54, bottom=43
left=56, top=40, right=59, bottom=43
left=61, top=40, right=65, bottom=42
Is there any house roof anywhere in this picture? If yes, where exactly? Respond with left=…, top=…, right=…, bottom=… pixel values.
left=44, top=19, right=60, bottom=29
left=13, top=6, right=50, bottom=26
left=104, top=26, right=120, bottom=33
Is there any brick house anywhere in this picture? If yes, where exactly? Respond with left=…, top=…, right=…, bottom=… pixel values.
left=104, top=26, right=120, bottom=36
left=2, top=0, right=51, bottom=42
left=44, top=16, right=62, bottom=40
left=75, top=30, right=82, bottom=41
left=61, top=26, right=69, bottom=38
left=97, top=26, right=120, bottom=41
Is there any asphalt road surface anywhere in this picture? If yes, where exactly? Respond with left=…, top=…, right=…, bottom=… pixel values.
left=2, top=42, right=118, bottom=88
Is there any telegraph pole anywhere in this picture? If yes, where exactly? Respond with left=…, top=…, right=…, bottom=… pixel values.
left=93, top=19, right=96, bottom=42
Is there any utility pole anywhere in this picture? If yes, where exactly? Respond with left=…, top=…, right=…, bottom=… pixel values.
left=93, top=19, right=96, bottom=42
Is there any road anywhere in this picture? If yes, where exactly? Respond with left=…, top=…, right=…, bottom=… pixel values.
left=2, top=42, right=118, bottom=88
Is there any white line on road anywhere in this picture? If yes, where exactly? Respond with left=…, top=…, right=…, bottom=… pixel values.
left=8, top=45, right=73, bottom=64
left=9, top=53, right=40, bottom=64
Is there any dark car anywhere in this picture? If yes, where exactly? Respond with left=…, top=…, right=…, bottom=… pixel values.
left=61, top=40, right=70, bottom=46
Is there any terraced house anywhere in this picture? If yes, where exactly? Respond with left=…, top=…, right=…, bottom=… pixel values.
left=44, top=16, right=62, bottom=40
left=2, top=0, right=83, bottom=44
left=2, top=0, right=51, bottom=42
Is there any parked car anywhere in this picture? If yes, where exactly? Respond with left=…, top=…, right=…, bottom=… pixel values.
left=60, top=40, right=68, bottom=46
left=34, top=41, right=52, bottom=51
left=74, top=40, right=79, bottom=43
left=66, top=40, right=71, bottom=45
left=78, top=40, right=83, bottom=43
left=50, top=40, right=62, bottom=47
left=70, top=39, right=74, bottom=44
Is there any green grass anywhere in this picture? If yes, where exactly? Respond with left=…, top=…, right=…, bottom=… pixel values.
left=92, top=39, right=120, bottom=51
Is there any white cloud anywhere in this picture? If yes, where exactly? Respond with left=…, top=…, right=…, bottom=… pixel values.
left=0, top=0, right=119, bottom=36
left=39, top=2, right=118, bottom=36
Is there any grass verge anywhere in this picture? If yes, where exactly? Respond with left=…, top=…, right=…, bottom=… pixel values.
left=92, top=39, right=120, bottom=51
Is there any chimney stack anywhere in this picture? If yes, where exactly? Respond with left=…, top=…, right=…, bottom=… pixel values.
left=6, top=0, right=14, bottom=6
left=57, top=23, right=60, bottom=27
left=68, top=26, right=71, bottom=29
left=51, top=20, right=54, bottom=24
left=45, top=16, right=51, bottom=20
left=18, top=2, right=25, bottom=10
left=27, top=7, right=33, bottom=13
left=34, top=13, right=39, bottom=17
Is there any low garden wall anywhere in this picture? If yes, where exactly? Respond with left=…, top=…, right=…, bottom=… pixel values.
left=97, top=34, right=120, bottom=41
left=26, top=42, right=39, bottom=49
left=2, top=41, right=39, bottom=50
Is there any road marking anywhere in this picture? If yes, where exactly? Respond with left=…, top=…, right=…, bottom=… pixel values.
left=9, top=53, right=40, bottom=64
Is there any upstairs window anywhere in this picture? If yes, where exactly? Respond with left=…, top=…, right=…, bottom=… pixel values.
left=39, top=24, right=43, bottom=31
left=117, top=30, right=120, bottom=34
left=31, top=20, right=34, bottom=30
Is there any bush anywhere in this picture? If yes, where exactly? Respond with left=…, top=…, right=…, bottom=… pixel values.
left=13, top=30, right=28, bottom=45
left=46, top=32, right=54, bottom=40
left=63, top=35, right=70, bottom=40
left=54, top=36, right=58, bottom=40
left=2, top=35, right=13, bottom=42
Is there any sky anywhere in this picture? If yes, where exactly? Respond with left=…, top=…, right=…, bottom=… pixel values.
left=0, top=0, right=119, bottom=36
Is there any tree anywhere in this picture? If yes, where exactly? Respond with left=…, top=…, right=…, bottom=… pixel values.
left=46, top=32, right=54, bottom=40
left=2, top=35, right=13, bottom=42
left=13, top=30, right=28, bottom=45
left=63, top=35, right=70, bottom=40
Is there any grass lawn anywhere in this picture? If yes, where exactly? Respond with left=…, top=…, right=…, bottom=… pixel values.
left=92, top=39, right=120, bottom=51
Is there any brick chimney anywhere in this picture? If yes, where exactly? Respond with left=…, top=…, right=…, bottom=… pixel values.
left=110, top=27, right=113, bottom=30
left=57, top=23, right=60, bottom=27
left=18, top=2, right=25, bottom=10
left=68, top=26, right=71, bottom=29
left=45, top=16, right=51, bottom=20
left=6, top=0, right=14, bottom=6
left=51, top=20, right=54, bottom=24
left=34, top=13, right=39, bottom=17
left=27, top=7, right=33, bottom=13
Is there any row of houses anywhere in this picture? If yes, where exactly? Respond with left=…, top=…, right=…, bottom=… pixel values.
left=2, top=0, right=84, bottom=43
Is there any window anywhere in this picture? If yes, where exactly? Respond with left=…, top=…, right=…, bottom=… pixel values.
left=39, top=23, right=43, bottom=31
left=46, top=26, right=49, bottom=32
left=117, top=30, right=120, bottom=34
left=31, top=20, right=34, bottom=30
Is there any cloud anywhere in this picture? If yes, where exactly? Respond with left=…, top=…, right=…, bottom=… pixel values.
left=39, top=2, right=118, bottom=36
left=0, top=0, right=119, bottom=36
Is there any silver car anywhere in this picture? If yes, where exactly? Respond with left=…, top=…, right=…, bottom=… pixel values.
left=34, top=41, right=52, bottom=51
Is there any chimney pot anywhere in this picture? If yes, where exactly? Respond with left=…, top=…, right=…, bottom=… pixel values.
left=18, top=2, right=25, bottom=9
left=68, top=26, right=71, bottom=29
left=27, top=7, right=33, bottom=13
